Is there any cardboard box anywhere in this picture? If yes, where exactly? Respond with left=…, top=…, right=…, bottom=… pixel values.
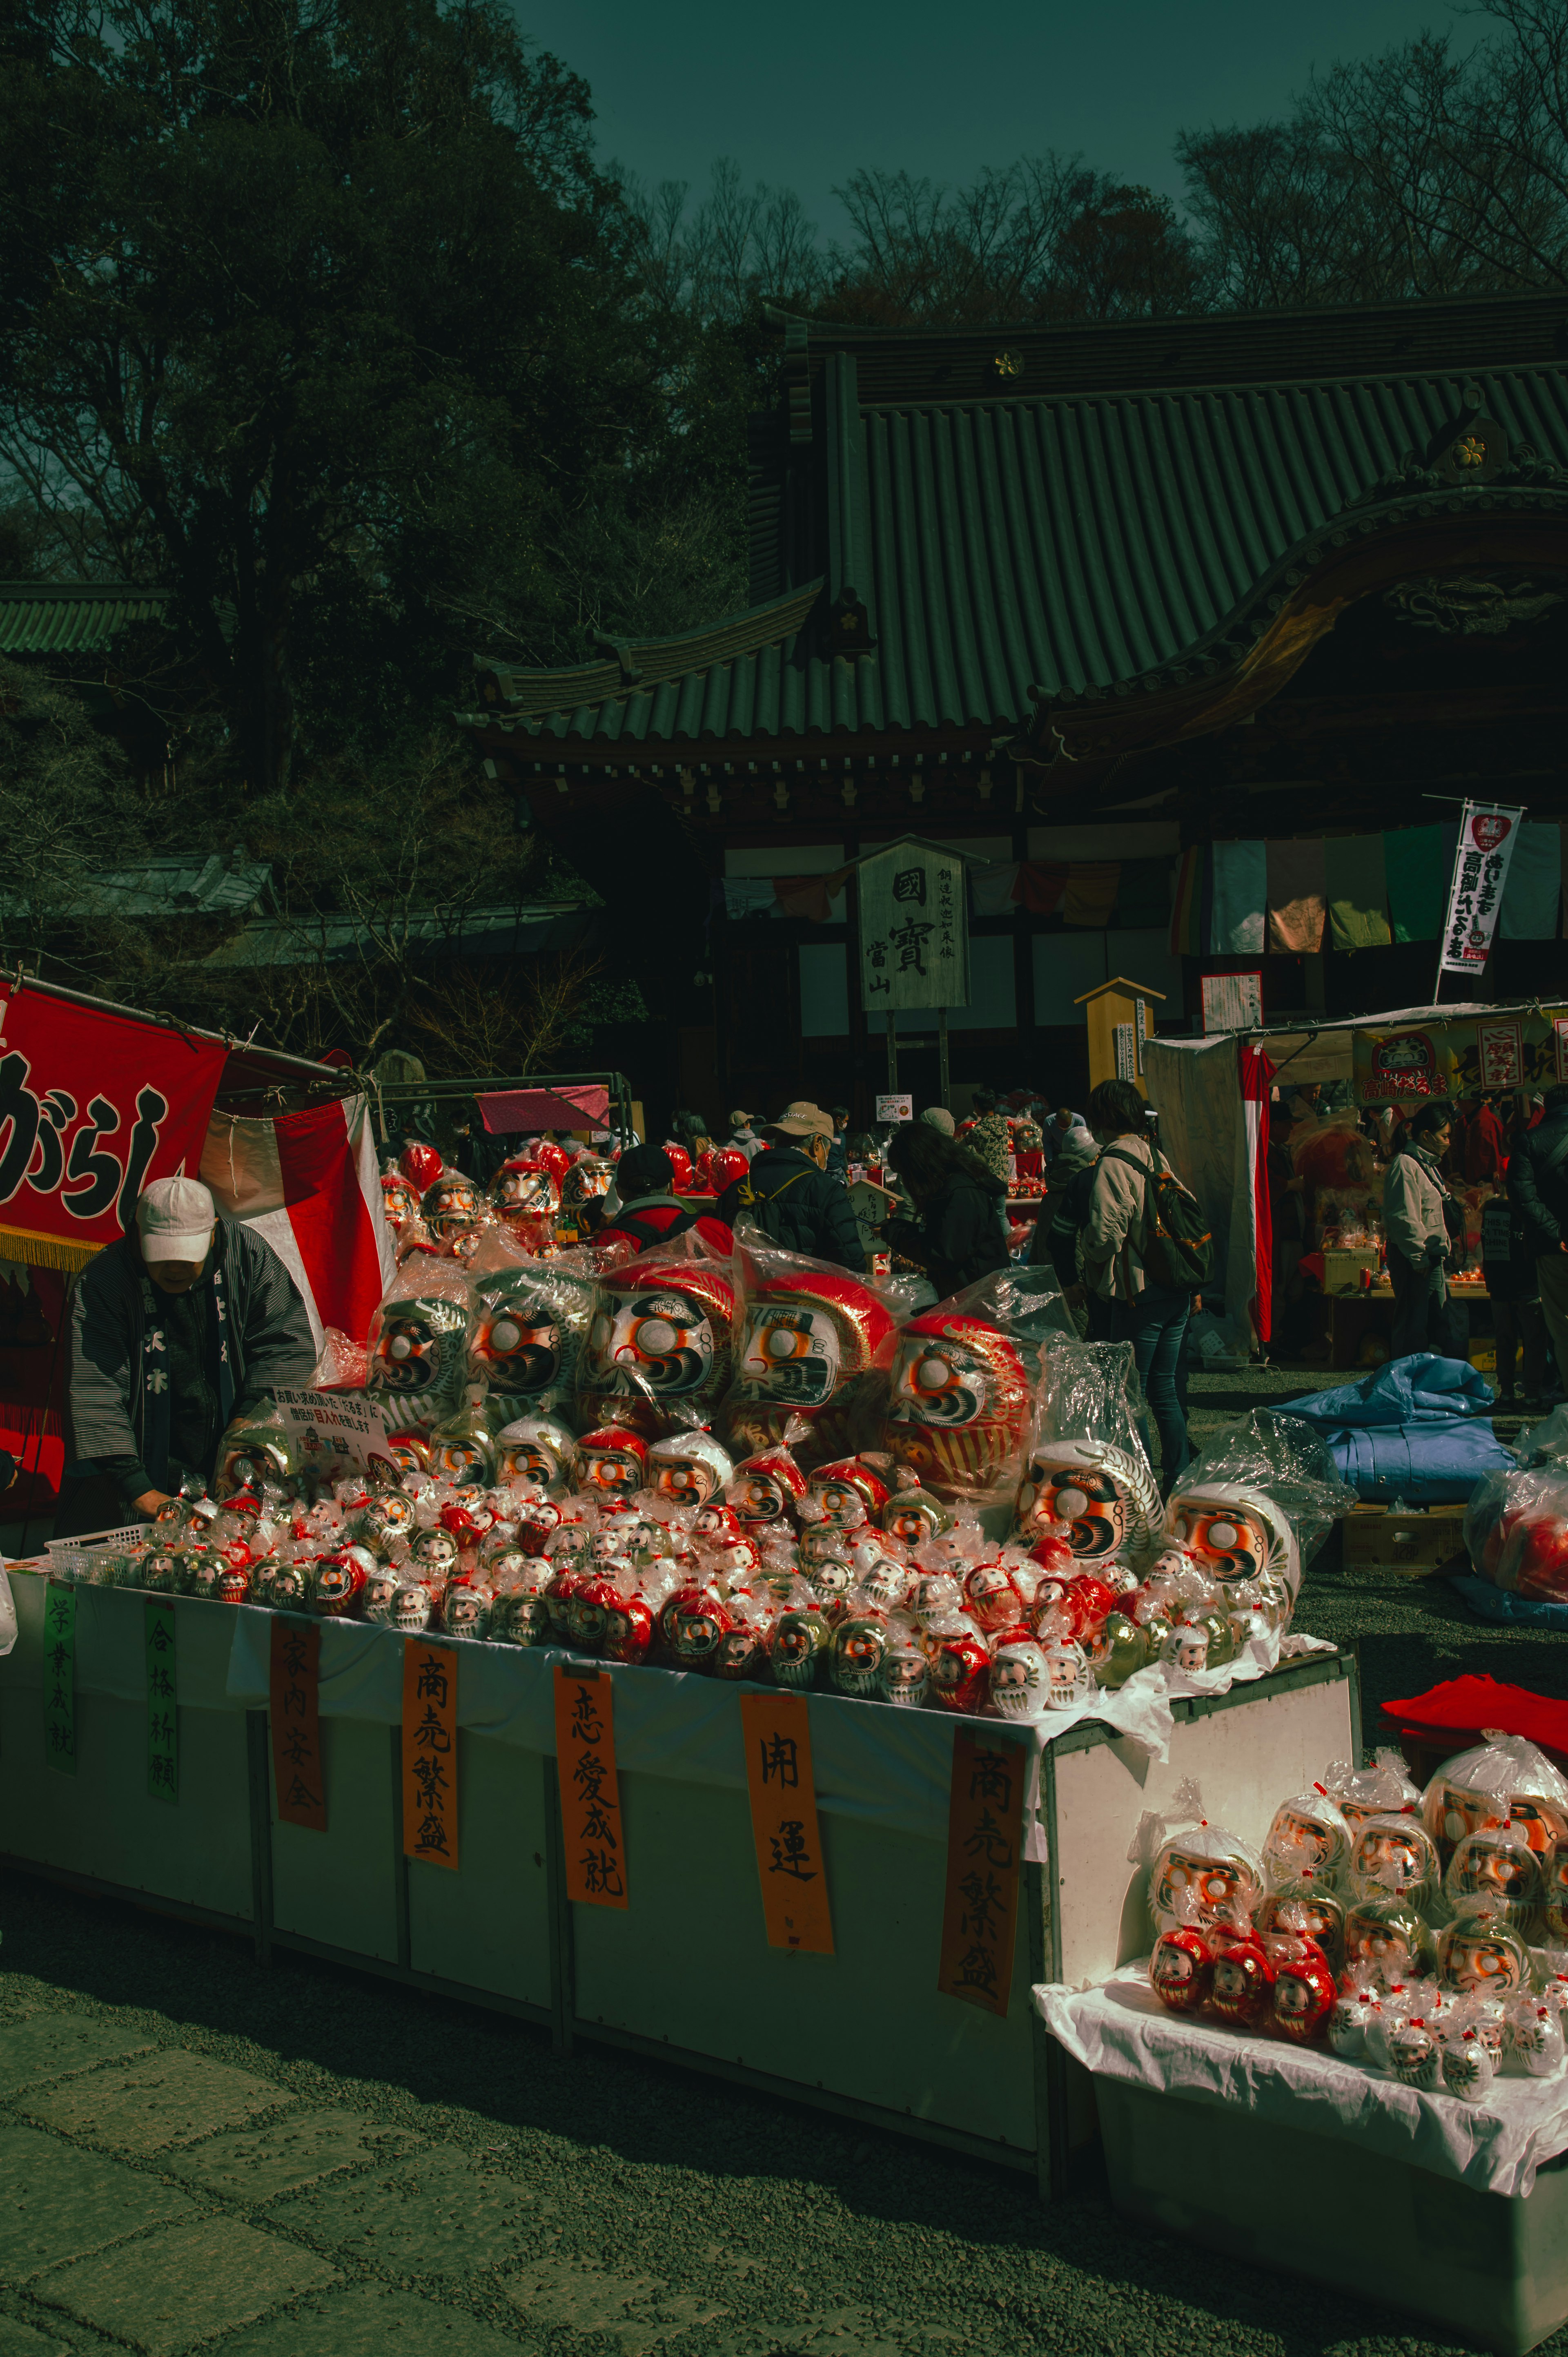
left=1322, top=1247, right=1380, bottom=1296
left=1342, top=1503, right=1468, bottom=1575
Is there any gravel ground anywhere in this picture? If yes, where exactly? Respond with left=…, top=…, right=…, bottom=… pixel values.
left=0, top=1365, right=1564, bottom=2357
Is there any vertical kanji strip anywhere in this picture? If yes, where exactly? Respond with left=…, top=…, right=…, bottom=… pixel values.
left=739, top=1691, right=833, bottom=1954
left=145, top=1601, right=178, bottom=1804
left=553, top=1666, right=627, bottom=1908
left=937, top=1728, right=1026, bottom=2017
left=42, top=1581, right=76, bottom=1775
left=402, top=1639, right=459, bottom=1870
left=268, top=1616, right=327, bottom=1831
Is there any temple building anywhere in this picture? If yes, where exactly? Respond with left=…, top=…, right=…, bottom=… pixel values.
left=459, top=291, right=1568, bottom=1124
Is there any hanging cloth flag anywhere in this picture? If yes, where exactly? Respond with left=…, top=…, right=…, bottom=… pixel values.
left=1499, top=823, right=1562, bottom=940
left=1265, top=840, right=1327, bottom=953
left=1169, top=847, right=1206, bottom=955
left=1324, top=836, right=1392, bottom=951
left=968, top=862, right=1020, bottom=916
left=1011, top=863, right=1069, bottom=916
left=1209, top=841, right=1267, bottom=954
left=1440, top=803, right=1524, bottom=975
left=1062, top=863, right=1122, bottom=927
left=1385, top=824, right=1451, bottom=943
left=1238, top=1044, right=1276, bottom=1346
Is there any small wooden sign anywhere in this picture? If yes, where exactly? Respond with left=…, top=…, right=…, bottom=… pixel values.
left=402, top=1638, right=459, bottom=1870
left=739, top=1691, right=834, bottom=1955
left=553, top=1665, right=627, bottom=1908
left=936, top=1728, right=1027, bottom=2017
left=42, top=1581, right=76, bottom=1775
left=269, top=1617, right=326, bottom=1832
left=145, top=1601, right=178, bottom=1805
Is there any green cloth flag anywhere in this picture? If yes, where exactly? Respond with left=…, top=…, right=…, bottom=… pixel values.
left=1325, top=836, right=1392, bottom=950
left=146, top=1601, right=178, bottom=1804
left=1385, top=824, right=1449, bottom=943
left=43, top=1582, right=76, bottom=1775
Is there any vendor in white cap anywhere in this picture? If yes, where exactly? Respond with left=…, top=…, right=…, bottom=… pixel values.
left=60, top=1175, right=317, bottom=1536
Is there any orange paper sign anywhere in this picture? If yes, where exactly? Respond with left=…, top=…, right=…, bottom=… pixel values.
left=553, top=1665, right=628, bottom=1907
left=937, top=1728, right=1026, bottom=2016
left=739, top=1691, right=834, bottom=1955
left=269, top=1617, right=326, bottom=1831
left=402, top=1638, right=459, bottom=1870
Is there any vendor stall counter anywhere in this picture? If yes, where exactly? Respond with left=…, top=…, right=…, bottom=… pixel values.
left=0, top=1570, right=1357, bottom=2195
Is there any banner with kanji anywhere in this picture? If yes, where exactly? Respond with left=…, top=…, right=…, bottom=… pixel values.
left=858, top=843, right=969, bottom=1013
left=0, top=985, right=227, bottom=1270
left=1439, top=802, right=1523, bottom=974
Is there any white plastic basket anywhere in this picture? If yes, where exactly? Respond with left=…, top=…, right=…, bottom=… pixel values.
left=45, top=1525, right=143, bottom=1558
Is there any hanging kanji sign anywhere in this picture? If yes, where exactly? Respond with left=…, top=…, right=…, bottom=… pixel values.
left=0, top=983, right=227, bottom=1271
left=402, top=1638, right=459, bottom=1870
left=42, top=1581, right=76, bottom=1775
left=145, top=1601, right=178, bottom=1804
left=553, top=1666, right=627, bottom=1909
left=936, top=1728, right=1027, bottom=2017
left=1439, top=802, right=1523, bottom=974
left=739, top=1691, right=834, bottom=1954
left=858, top=843, right=969, bottom=1013
left=269, top=1617, right=326, bottom=1831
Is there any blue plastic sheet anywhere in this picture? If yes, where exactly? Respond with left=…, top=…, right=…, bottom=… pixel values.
left=1449, top=1573, right=1568, bottom=1630
left=1328, top=1421, right=1514, bottom=1504
left=1287, top=1354, right=1496, bottom=1429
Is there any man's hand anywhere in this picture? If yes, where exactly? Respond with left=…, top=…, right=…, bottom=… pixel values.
left=133, top=1489, right=173, bottom=1518
left=1063, top=1283, right=1087, bottom=1310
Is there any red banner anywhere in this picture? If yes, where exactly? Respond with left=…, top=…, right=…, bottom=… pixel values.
left=0, top=986, right=227, bottom=1270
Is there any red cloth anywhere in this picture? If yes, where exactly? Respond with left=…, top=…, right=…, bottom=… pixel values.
left=1381, top=1674, right=1568, bottom=1762
left=478, top=1086, right=608, bottom=1134
left=1466, top=1103, right=1508, bottom=1184
left=1238, top=1044, right=1276, bottom=1344
left=0, top=982, right=227, bottom=1271
left=1011, top=862, right=1069, bottom=916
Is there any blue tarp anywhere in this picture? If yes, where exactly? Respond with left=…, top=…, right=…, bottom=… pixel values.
left=1287, top=1355, right=1510, bottom=1503
left=1450, top=1573, right=1568, bottom=1630
left=1287, top=1354, right=1496, bottom=1428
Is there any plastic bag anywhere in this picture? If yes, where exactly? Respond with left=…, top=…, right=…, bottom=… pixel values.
left=576, top=1231, right=737, bottom=1440
left=719, top=1233, right=903, bottom=1473
left=1463, top=1461, right=1568, bottom=1597
left=1173, top=1410, right=1356, bottom=1573
left=1322, top=1746, right=1421, bottom=1826
left=1421, top=1729, right=1568, bottom=1859
left=466, top=1232, right=597, bottom=1420
left=1013, top=1341, right=1161, bottom=1568
left=366, top=1256, right=477, bottom=1433
left=311, top=1328, right=368, bottom=1389
left=1136, top=1779, right=1266, bottom=1932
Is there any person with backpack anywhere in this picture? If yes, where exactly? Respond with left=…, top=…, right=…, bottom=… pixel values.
left=1082, top=1077, right=1209, bottom=1487
left=713, top=1105, right=866, bottom=1271
left=1509, top=1081, right=1568, bottom=1391
left=595, top=1146, right=733, bottom=1259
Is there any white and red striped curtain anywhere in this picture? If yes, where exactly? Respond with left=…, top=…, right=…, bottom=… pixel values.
left=1236, top=1044, right=1276, bottom=1345
left=201, top=1095, right=394, bottom=1353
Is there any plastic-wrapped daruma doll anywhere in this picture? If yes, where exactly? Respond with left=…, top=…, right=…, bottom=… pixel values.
left=487, top=1159, right=560, bottom=1255
left=883, top=1314, right=1031, bottom=1507
left=726, top=1448, right=808, bottom=1531
left=1161, top=1481, right=1301, bottom=1603
left=577, top=1257, right=735, bottom=1438
left=421, top=1170, right=486, bottom=1251
left=368, top=1285, right=474, bottom=1431
left=722, top=1269, right=896, bottom=1470
left=1011, top=1439, right=1161, bottom=1568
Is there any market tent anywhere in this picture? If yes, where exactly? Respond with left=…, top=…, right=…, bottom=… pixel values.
left=477, top=1084, right=609, bottom=1133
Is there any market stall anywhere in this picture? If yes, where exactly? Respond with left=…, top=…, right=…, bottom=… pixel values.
left=1144, top=999, right=1568, bottom=1363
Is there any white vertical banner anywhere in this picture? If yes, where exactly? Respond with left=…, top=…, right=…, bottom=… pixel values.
left=1440, top=802, right=1523, bottom=974
left=858, top=843, right=970, bottom=1012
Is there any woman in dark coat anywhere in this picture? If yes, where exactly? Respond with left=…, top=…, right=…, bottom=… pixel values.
left=883, top=1121, right=1010, bottom=1301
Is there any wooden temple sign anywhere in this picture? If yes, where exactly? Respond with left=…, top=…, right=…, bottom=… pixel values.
left=553, top=1665, right=628, bottom=1907
left=937, top=1728, right=1027, bottom=2018
left=269, top=1616, right=326, bottom=1831
left=739, top=1692, right=834, bottom=1955
left=403, top=1639, right=459, bottom=1870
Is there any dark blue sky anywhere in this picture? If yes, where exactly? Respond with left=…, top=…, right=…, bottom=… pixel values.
left=521, top=0, right=1463, bottom=236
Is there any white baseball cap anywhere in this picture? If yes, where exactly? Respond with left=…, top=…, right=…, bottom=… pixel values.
left=136, top=1175, right=217, bottom=1262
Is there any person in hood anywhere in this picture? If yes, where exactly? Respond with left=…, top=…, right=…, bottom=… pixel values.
left=1383, top=1101, right=1467, bottom=1363
left=883, top=1121, right=1009, bottom=1300
left=62, top=1176, right=316, bottom=1536
left=595, top=1146, right=732, bottom=1259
